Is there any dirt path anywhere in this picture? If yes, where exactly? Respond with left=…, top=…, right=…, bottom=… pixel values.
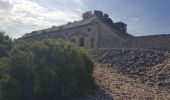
left=93, top=63, right=170, bottom=100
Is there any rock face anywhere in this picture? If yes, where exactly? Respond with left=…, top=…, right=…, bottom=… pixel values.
left=89, top=48, right=170, bottom=90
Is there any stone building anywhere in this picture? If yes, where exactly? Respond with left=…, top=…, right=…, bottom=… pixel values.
left=22, top=10, right=132, bottom=49
left=21, top=10, right=170, bottom=49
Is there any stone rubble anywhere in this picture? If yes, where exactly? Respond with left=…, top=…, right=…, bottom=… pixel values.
left=79, top=48, right=170, bottom=99
left=89, top=48, right=170, bottom=90
left=92, top=63, right=170, bottom=99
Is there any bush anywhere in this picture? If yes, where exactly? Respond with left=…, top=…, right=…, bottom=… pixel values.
left=0, top=32, right=12, bottom=57
left=0, top=39, right=95, bottom=100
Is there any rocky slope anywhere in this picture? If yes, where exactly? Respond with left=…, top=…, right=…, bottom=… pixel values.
left=90, top=49, right=169, bottom=75
left=93, top=63, right=170, bottom=99
left=89, top=48, right=170, bottom=91
left=147, top=57, right=170, bottom=90
left=79, top=62, right=170, bottom=100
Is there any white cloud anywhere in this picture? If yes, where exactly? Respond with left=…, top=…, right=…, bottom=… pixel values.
left=0, top=0, right=12, bottom=9
left=0, top=0, right=86, bottom=38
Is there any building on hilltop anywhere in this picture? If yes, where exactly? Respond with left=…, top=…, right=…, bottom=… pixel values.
left=21, top=10, right=132, bottom=49
left=21, top=10, right=170, bottom=50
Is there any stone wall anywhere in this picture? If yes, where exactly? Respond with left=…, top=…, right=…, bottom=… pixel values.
left=121, top=34, right=170, bottom=50
left=98, top=21, right=123, bottom=48
left=22, top=19, right=129, bottom=49
left=22, top=23, right=100, bottom=49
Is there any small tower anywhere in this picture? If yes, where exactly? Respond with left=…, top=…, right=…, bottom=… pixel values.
left=94, top=10, right=104, bottom=18
left=82, top=11, right=94, bottom=19
left=114, top=22, right=127, bottom=32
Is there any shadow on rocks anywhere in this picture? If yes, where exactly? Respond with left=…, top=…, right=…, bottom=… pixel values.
left=77, top=88, right=114, bottom=100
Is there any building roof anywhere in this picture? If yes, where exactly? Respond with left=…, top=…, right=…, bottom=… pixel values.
left=23, top=17, right=97, bottom=37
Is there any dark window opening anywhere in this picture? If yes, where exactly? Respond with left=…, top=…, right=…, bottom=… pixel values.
left=87, top=28, right=91, bottom=32
left=79, top=38, right=84, bottom=47
left=90, top=39, right=94, bottom=49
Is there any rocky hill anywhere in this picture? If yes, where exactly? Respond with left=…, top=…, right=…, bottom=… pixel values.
left=89, top=48, right=170, bottom=90
left=84, top=48, right=170, bottom=99
left=92, top=63, right=170, bottom=99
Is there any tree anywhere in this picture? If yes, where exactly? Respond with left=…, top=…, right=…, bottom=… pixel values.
left=0, top=39, right=95, bottom=100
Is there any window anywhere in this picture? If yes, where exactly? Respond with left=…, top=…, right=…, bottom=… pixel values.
left=90, top=39, right=94, bottom=49
left=79, top=38, right=84, bottom=47
left=87, top=28, right=91, bottom=32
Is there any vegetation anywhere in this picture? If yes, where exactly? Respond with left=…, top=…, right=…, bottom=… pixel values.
left=0, top=39, right=95, bottom=100
left=0, top=32, right=12, bottom=57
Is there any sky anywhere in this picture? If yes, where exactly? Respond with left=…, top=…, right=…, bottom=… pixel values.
left=0, top=0, right=170, bottom=39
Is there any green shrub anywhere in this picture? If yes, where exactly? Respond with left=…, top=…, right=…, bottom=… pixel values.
left=0, top=39, right=95, bottom=100
left=0, top=32, right=12, bottom=57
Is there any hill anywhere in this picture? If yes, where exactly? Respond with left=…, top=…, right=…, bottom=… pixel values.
left=81, top=48, right=170, bottom=99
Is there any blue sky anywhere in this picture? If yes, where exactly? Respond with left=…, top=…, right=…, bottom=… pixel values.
left=0, top=0, right=170, bottom=38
